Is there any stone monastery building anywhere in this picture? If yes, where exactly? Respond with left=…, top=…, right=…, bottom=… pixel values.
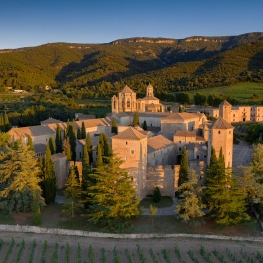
left=8, top=85, right=235, bottom=199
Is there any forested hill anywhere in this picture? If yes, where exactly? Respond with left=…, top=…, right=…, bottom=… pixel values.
left=0, top=32, right=263, bottom=97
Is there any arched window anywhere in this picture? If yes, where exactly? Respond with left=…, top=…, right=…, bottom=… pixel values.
left=127, top=99, right=130, bottom=108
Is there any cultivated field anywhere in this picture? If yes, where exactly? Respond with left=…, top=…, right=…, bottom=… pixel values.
left=0, top=232, right=263, bottom=263
left=180, top=82, right=263, bottom=100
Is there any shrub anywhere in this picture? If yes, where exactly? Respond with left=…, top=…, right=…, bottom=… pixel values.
left=153, top=187, right=161, bottom=202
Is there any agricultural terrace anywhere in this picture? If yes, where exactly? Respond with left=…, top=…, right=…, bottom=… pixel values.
left=0, top=232, right=262, bottom=263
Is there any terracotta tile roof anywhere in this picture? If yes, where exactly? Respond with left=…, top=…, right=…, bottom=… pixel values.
left=8, top=125, right=55, bottom=139
left=219, top=100, right=232, bottom=106
left=119, top=85, right=135, bottom=94
left=174, top=131, right=196, bottom=137
left=161, top=112, right=198, bottom=122
left=112, top=127, right=147, bottom=140
left=212, top=117, right=234, bottom=129
left=147, top=135, right=173, bottom=153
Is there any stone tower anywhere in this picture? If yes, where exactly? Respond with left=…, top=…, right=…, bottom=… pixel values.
left=111, top=127, right=148, bottom=198
left=117, top=85, right=137, bottom=113
left=146, top=83, right=154, bottom=97
left=219, top=100, right=232, bottom=123
left=207, top=117, right=234, bottom=167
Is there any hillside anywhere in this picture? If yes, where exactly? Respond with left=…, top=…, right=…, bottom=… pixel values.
left=0, top=32, right=263, bottom=97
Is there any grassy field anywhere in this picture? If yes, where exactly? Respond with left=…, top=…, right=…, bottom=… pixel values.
left=176, top=82, right=263, bottom=100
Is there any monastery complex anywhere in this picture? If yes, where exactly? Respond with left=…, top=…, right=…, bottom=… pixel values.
left=8, top=84, right=253, bottom=199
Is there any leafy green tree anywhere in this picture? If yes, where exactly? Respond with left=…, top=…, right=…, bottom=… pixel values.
left=55, top=124, right=63, bottom=153
left=0, top=114, right=4, bottom=132
left=48, top=137, right=55, bottom=155
left=179, top=105, right=183, bottom=113
left=246, top=123, right=263, bottom=144
left=153, top=186, right=161, bottom=202
left=81, top=121, right=86, bottom=139
left=27, top=135, right=34, bottom=151
left=176, top=170, right=205, bottom=225
left=143, top=120, right=147, bottom=131
left=86, top=154, right=140, bottom=232
left=4, top=112, right=11, bottom=132
left=132, top=112, right=139, bottom=127
left=178, top=147, right=189, bottom=189
left=193, top=93, right=207, bottom=106
left=43, top=146, right=57, bottom=204
left=149, top=204, right=158, bottom=225
left=111, top=118, right=118, bottom=134
left=0, top=135, right=44, bottom=213
left=250, top=144, right=263, bottom=184
left=86, top=133, right=93, bottom=164
left=62, top=166, right=83, bottom=217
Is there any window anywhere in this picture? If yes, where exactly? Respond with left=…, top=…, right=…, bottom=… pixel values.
left=131, top=150, right=134, bottom=154
left=233, top=114, right=235, bottom=117
left=179, top=141, right=181, bottom=143
left=229, top=131, right=231, bottom=134
left=204, top=155, right=207, bottom=158
left=218, top=131, right=220, bottom=134
left=197, top=155, right=199, bottom=159
left=126, top=141, right=128, bottom=145
left=179, top=147, right=181, bottom=151
left=127, top=99, right=130, bottom=108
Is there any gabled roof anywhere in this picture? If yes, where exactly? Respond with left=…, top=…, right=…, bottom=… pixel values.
left=112, top=127, right=147, bottom=140
left=41, top=118, right=63, bottom=125
left=174, top=131, right=196, bottom=137
left=161, top=112, right=198, bottom=122
left=212, top=116, right=234, bottom=129
left=219, top=100, right=232, bottom=107
left=147, top=135, right=173, bottom=153
left=119, top=85, right=135, bottom=94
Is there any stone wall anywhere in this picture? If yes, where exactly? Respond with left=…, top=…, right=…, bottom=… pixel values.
left=146, top=165, right=178, bottom=197
left=52, top=154, right=68, bottom=189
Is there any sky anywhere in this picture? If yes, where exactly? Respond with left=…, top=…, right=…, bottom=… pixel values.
left=0, top=0, right=263, bottom=49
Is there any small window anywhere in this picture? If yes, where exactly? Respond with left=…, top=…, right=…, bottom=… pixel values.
left=197, top=155, right=199, bottom=159
left=179, top=141, right=181, bottom=143
left=179, top=147, right=181, bottom=151
left=204, top=155, right=207, bottom=158
left=126, top=141, right=128, bottom=145
left=233, top=114, right=235, bottom=117
left=218, top=131, right=220, bottom=134
left=229, top=131, right=231, bottom=134
left=131, top=150, right=134, bottom=154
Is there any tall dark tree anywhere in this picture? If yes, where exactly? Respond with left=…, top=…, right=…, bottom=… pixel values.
left=86, top=133, right=93, bottom=164
left=0, top=114, right=4, bottom=132
left=27, top=135, right=34, bottom=151
left=48, top=137, right=56, bottom=155
left=98, top=133, right=112, bottom=162
left=4, top=112, right=11, bottom=132
left=68, top=125, right=76, bottom=162
left=143, top=120, right=147, bottom=131
left=43, top=145, right=57, bottom=204
left=81, top=122, right=86, bottom=139
left=111, top=118, right=118, bottom=134
left=77, top=128, right=81, bottom=140
left=178, top=147, right=189, bottom=189
left=55, top=124, right=63, bottom=153
left=132, top=112, right=139, bottom=127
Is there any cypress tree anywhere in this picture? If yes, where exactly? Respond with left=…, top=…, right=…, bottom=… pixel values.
left=132, top=112, right=139, bottom=127
left=0, top=114, right=4, bottom=132
left=43, top=146, right=57, bottom=204
left=27, top=135, right=34, bottom=151
left=82, top=145, right=92, bottom=209
left=81, top=122, right=86, bottom=139
left=86, top=133, right=93, bottom=164
left=143, top=120, right=147, bottom=131
left=77, top=128, right=81, bottom=140
left=62, top=166, right=83, bottom=217
left=153, top=186, right=161, bottom=202
left=66, top=119, right=70, bottom=137
left=111, top=118, right=118, bottom=134
left=48, top=137, right=56, bottom=155
left=68, top=125, right=76, bottom=162
left=98, top=133, right=112, bottom=162
left=55, top=124, right=62, bottom=153
left=4, top=112, right=11, bottom=132
left=96, top=143, right=103, bottom=167
left=32, top=191, right=41, bottom=226
left=66, top=147, right=71, bottom=161
left=178, top=147, right=189, bottom=189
